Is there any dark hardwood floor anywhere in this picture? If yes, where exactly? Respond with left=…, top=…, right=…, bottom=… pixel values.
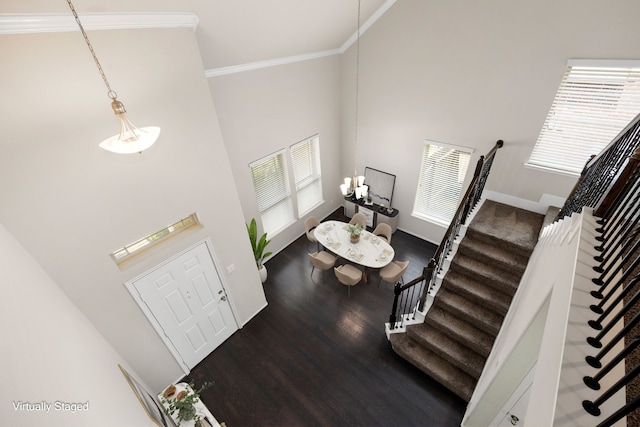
left=186, top=209, right=467, bottom=426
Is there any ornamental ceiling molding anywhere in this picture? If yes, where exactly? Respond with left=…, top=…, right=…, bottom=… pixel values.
left=0, top=13, right=199, bottom=35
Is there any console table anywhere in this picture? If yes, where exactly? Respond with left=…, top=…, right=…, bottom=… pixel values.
left=343, top=196, right=399, bottom=232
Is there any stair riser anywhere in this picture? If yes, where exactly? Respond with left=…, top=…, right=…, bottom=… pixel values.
left=407, top=327, right=484, bottom=379
left=426, top=310, right=493, bottom=358
left=442, top=277, right=511, bottom=317
left=450, top=259, right=519, bottom=297
left=436, top=295, right=502, bottom=336
left=456, top=243, right=528, bottom=277
left=464, top=228, right=534, bottom=259
left=390, top=335, right=475, bottom=401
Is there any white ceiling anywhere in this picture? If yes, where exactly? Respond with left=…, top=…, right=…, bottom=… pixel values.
left=1, top=0, right=391, bottom=70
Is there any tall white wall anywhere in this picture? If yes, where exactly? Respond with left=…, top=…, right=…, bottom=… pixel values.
left=0, top=28, right=266, bottom=392
left=209, top=57, right=343, bottom=250
left=338, top=0, right=640, bottom=243
left=0, top=222, right=156, bottom=426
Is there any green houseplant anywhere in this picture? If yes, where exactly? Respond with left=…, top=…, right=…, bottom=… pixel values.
left=160, top=381, right=213, bottom=427
left=246, top=218, right=272, bottom=282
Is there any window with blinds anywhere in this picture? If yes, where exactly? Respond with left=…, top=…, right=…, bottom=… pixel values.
left=527, top=60, right=640, bottom=176
left=291, top=135, right=323, bottom=217
left=249, top=150, right=294, bottom=235
left=412, top=141, right=473, bottom=226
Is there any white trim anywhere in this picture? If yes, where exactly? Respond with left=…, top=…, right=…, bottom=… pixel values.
left=523, top=162, right=580, bottom=178
left=124, top=237, right=239, bottom=376
left=567, top=58, right=640, bottom=68
left=206, top=49, right=340, bottom=78
left=0, top=13, right=199, bottom=35
left=338, top=0, right=397, bottom=53
left=483, top=190, right=566, bottom=215
left=205, top=0, right=397, bottom=77
left=423, top=139, right=475, bottom=154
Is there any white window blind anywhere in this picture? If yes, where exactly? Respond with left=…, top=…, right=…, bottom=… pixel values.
left=413, top=142, right=473, bottom=225
left=527, top=60, right=640, bottom=175
left=291, top=135, right=323, bottom=217
left=249, top=150, right=294, bottom=235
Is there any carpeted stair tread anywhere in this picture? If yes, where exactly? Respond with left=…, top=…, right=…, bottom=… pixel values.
left=389, top=333, right=476, bottom=401
left=464, top=228, right=535, bottom=260
left=436, top=288, right=503, bottom=336
left=449, top=255, right=519, bottom=297
left=406, top=323, right=486, bottom=379
left=426, top=305, right=494, bottom=357
left=456, top=236, right=529, bottom=277
left=442, top=270, right=513, bottom=316
left=466, top=200, right=543, bottom=253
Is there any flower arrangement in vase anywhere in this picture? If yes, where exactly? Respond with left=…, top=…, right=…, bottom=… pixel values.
left=347, top=223, right=364, bottom=243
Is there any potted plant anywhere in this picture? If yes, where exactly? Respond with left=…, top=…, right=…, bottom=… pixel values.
left=160, top=381, right=213, bottom=427
left=246, top=218, right=272, bottom=283
left=347, top=223, right=364, bottom=243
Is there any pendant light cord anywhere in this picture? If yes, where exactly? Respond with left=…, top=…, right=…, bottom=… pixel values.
left=354, top=0, right=361, bottom=176
left=66, top=0, right=118, bottom=100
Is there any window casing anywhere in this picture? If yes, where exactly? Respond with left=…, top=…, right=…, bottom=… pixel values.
left=249, top=150, right=294, bottom=235
left=527, top=60, right=640, bottom=176
left=291, top=135, right=323, bottom=217
left=413, top=141, right=473, bottom=226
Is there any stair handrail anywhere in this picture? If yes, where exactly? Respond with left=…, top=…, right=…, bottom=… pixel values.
left=389, top=140, right=504, bottom=330
left=557, top=112, right=640, bottom=221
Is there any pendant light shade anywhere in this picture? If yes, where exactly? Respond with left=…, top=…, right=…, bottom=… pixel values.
left=67, top=0, right=160, bottom=154
left=98, top=99, right=161, bottom=154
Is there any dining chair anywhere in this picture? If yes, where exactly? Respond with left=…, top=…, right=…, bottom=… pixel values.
left=372, top=223, right=393, bottom=244
left=349, top=212, right=367, bottom=228
left=379, top=260, right=410, bottom=288
left=308, top=251, right=338, bottom=284
left=334, top=264, right=363, bottom=298
left=304, top=216, right=320, bottom=251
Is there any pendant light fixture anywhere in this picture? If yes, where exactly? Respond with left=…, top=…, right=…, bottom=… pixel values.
left=67, top=0, right=160, bottom=154
left=340, top=0, right=367, bottom=200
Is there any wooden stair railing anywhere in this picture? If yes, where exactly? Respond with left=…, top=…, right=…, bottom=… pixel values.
left=388, top=140, right=503, bottom=330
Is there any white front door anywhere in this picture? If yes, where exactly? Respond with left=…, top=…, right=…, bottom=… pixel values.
left=130, top=241, right=238, bottom=370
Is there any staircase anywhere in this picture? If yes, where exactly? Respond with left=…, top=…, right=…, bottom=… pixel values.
left=389, top=200, right=544, bottom=401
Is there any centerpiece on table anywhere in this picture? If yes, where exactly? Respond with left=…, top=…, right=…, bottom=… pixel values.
left=347, top=223, right=364, bottom=243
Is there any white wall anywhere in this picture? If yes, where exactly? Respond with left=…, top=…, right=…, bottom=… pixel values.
left=209, top=57, right=343, bottom=250
left=0, top=28, right=266, bottom=392
left=338, top=0, right=640, bottom=243
left=0, top=222, right=156, bottom=427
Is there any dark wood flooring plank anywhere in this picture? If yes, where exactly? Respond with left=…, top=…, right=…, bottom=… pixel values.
left=186, top=209, right=466, bottom=426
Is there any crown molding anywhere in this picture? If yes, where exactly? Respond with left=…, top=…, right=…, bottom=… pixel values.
left=0, top=13, right=199, bottom=35
left=339, top=0, right=396, bottom=53
left=205, top=49, right=341, bottom=78
left=205, top=0, right=397, bottom=78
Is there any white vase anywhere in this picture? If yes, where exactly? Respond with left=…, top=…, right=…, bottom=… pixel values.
left=258, top=265, right=267, bottom=283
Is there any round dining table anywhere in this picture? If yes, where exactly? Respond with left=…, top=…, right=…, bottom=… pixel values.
left=313, top=220, right=394, bottom=281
